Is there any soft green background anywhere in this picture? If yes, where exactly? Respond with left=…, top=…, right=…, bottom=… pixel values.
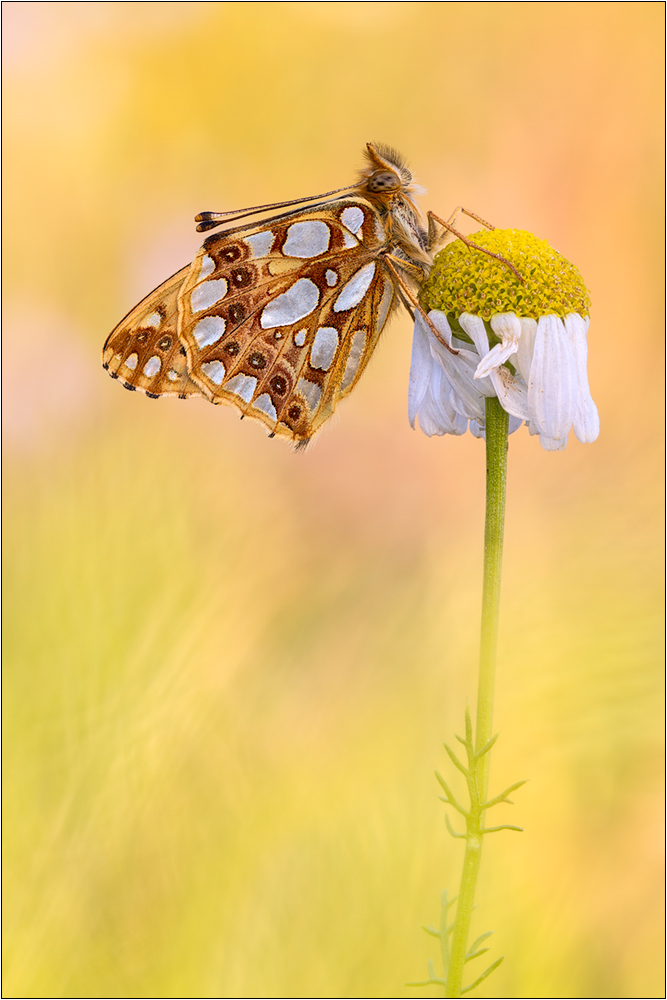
left=4, top=3, right=663, bottom=997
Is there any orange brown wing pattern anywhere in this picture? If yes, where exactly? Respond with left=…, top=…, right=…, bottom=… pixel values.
left=177, top=198, right=398, bottom=441
left=103, top=266, right=209, bottom=400
left=103, top=197, right=401, bottom=439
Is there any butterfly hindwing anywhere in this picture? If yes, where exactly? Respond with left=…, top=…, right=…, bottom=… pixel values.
left=103, top=265, right=209, bottom=400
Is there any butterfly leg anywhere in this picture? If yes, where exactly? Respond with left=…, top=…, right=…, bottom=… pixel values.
left=395, top=287, right=415, bottom=321
left=383, top=255, right=458, bottom=355
left=426, top=211, right=523, bottom=284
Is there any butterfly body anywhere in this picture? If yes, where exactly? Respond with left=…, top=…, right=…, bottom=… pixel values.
left=103, top=144, right=436, bottom=443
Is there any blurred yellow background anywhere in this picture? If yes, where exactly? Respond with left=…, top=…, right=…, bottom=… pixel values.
left=3, top=3, right=663, bottom=997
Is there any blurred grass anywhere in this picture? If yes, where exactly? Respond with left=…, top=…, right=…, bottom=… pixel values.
left=3, top=3, right=664, bottom=997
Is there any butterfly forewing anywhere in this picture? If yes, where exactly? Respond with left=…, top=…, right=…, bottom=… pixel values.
left=177, top=198, right=397, bottom=440
left=103, top=266, right=209, bottom=400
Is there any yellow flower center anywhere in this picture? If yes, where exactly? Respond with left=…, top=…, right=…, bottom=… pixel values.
left=420, top=228, right=590, bottom=322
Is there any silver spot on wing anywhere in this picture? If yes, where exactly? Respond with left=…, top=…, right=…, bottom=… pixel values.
left=310, top=327, right=339, bottom=371
left=282, top=220, right=330, bottom=258
left=333, top=263, right=376, bottom=312
left=297, top=378, right=322, bottom=412
left=260, top=279, right=320, bottom=328
left=225, top=373, right=257, bottom=402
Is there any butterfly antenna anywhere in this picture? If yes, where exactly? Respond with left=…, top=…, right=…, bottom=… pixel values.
left=196, top=185, right=357, bottom=232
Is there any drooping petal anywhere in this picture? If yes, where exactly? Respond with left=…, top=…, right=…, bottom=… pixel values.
left=424, top=370, right=469, bottom=436
left=488, top=365, right=531, bottom=420
left=425, top=312, right=489, bottom=422
left=416, top=353, right=468, bottom=436
left=424, top=309, right=456, bottom=350
left=408, top=311, right=436, bottom=427
left=539, top=433, right=569, bottom=451
left=515, top=317, right=537, bottom=382
left=438, top=392, right=469, bottom=435
left=409, top=314, right=469, bottom=435
left=527, top=315, right=578, bottom=441
left=564, top=314, right=600, bottom=443
left=475, top=312, right=523, bottom=378
left=458, top=313, right=490, bottom=363
left=431, top=346, right=489, bottom=422
left=414, top=367, right=450, bottom=436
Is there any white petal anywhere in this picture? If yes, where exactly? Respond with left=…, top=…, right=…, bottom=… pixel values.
left=564, top=314, right=600, bottom=443
left=490, top=312, right=522, bottom=343
left=435, top=346, right=489, bottom=420
left=508, top=416, right=524, bottom=435
left=408, top=313, right=435, bottom=428
left=458, top=313, right=490, bottom=359
left=418, top=363, right=451, bottom=435
left=410, top=314, right=471, bottom=435
left=444, top=404, right=469, bottom=435
left=527, top=315, right=578, bottom=440
left=475, top=312, right=522, bottom=378
left=469, top=420, right=485, bottom=439
left=488, top=365, right=531, bottom=420
left=516, top=317, right=537, bottom=382
left=539, top=433, right=568, bottom=451
left=421, top=366, right=469, bottom=436
left=426, top=312, right=490, bottom=421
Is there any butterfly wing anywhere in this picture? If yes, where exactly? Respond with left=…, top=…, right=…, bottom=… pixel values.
left=177, top=198, right=398, bottom=441
left=103, top=265, right=209, bottom=399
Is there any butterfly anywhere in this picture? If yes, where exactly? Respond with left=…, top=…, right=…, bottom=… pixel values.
left=103, top=143, right=493, bottom=445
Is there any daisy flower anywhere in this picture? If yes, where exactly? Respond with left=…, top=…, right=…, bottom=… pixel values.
left=409, top=229, right=599, bottom=451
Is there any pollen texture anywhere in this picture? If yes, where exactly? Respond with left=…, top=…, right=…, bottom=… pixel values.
left=420, top=229, right=590, bottom=321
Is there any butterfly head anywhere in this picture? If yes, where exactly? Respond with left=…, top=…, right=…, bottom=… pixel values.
left=357, top=143, right=420, bottom=202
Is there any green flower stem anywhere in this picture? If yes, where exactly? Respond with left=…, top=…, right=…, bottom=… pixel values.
left=476, top=396, right=509, bottom=776
left=444, top=396, right=509, bottom=998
